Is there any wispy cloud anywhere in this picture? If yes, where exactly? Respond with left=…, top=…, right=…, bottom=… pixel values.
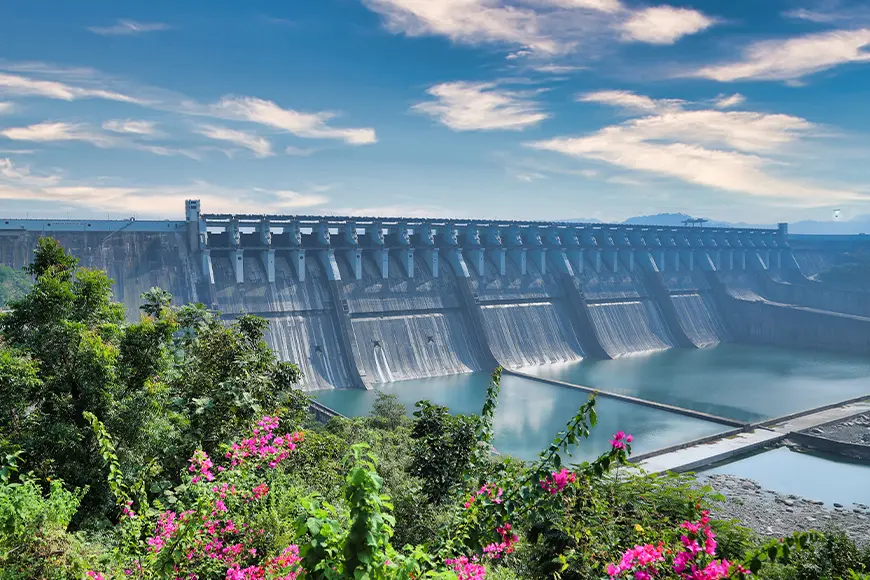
left=103, top=119, right=157, bottom=135
left=362, top=0, right=562, bottom=54
left=577, top=89, right=684, bottom=113
left=713, top=93, right=745, bottom=109
left=0, top=158, right=329, bottom=216
left=413, top=81, right=549, bottom=131
left=0, top=102, right=13, bottom=114
left=692, top=29, right=870, bottom=82
left=0, top=64, right=377, bottom=152
left=1, top=121, right=200, bottom=159
left=206, top=97, right=377, bottom=145
left=0, top=71, right=141, bottom=103
left=362, top=0, right=715, bottom=62
left=0, top=157, right=61, bottom=187
left=620, top=6, right=714, bottom=45
left=88, top=20, right=170, bottom=36
left=1, top=122, right=114, bottom=146
left=528, top=92, right=860, bottom=205
left=194, top=124, right=274, bottom=157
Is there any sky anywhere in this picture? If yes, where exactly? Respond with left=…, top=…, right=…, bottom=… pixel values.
left=3, top=0, right=870, bottom=223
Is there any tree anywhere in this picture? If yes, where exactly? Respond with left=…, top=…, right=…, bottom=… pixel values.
left=139, top=287, right=173, bottom=318
left=0, top=265, right=32, bottom=308
left=409, top=401, right=479, bottom=505
left=368, top=392, right=408, bottom=430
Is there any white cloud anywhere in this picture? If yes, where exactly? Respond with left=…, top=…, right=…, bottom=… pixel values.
left=620, top=6, right=714, bottom=44
left=0, top=65, right=375, bottom=149
left=362, top=0, right=561, bottom=53
left=103, top=119, right=157, bottom=135
left=208, top=97, right=376, bottom=144
left=413, top=81, right=549, bottom=131
left=0, top=164, right=330, bottom=216
left=693, top=29, right=870, bottom=82
left=514, top=171, right=548, bottom=182
left=0, top=102, right=13, bottom=114
left=0, top=122, right=114, bottom=146
left=0, top=72, right=141, bottom=103
left=195, top=124, right=274, bottom=157
left=530, top=63, right=587, bottom=74
left=713, top=93, right=745, bottom=109
left=0, top=158, right=62, bottom=187
left=577, top=89, right=684, bottom=113
left=88, top=20, right=170, bottom=36
left=0, top=121, right=200, bottom=159
left=537, top=0, right=623, bottom=13
left=526, top=93, right=860, bottom=205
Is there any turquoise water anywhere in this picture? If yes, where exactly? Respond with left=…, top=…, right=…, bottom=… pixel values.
left=705, top=447, right=870, bottom=506
left=315, top=372, right=727, bottom=461
left=526, top=344, right=870, bottom=423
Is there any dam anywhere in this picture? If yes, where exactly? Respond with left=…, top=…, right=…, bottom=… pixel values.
left=2, top=200, right=870, bottom=463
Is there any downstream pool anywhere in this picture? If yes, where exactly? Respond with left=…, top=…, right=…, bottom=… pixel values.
left=703, top=446, right=870, bottom=507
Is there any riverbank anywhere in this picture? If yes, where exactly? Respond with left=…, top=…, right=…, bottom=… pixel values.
left=807, top=411, right=870, bottom=445
left=700, top=472, right=870, bottom=546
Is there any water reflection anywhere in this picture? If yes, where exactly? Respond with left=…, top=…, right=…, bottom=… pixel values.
left=315, top=373, right=725, bottom=461
left=527, top=344, right=870, bottom=422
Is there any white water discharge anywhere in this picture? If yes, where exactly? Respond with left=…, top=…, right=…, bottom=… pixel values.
left=793, top=251, right=836, bottom=279
left=350, top=312, right=481, bottom=383
left=480, top=302, right=584, bottom=368
left=719, top=272, right=765, bottom=302
left=671, top=293, right=729, bottom=347
left=340, top=255, right=485, bottom=384
left=212, top=255, right=354, bottom=391
left=471, top=261, right=584, bottom=368
left=266, top=314, right=355, bottom=390
left=586, top=300, right=675, bottom=356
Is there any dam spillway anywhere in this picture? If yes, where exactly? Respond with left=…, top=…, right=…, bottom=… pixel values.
left=2, top=200, right=870, bottom=392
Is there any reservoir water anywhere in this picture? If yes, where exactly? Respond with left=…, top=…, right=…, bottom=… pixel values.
left=704, top=447, right=870, bottom=507
left=526, top=344, right=870, bottom=423
left=315, top=344, right=870, bottom=462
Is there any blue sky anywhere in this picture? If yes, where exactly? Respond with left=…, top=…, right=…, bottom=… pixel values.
left=2, top=0, right=870, bottom=223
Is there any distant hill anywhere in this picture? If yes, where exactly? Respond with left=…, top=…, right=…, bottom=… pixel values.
left=621, top=213, right=732, bottom=228
left=622, top=213, right=870, bottom=235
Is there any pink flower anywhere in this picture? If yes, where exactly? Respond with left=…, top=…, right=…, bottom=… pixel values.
left=446, top=556, right=486, bottom=580
left=610, top=431, right=633, bottom=450
left=540, top=468, right=577, bottom=494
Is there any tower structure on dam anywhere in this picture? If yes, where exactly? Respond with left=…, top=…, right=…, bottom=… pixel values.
left=2, top=200, right=869, bottom=391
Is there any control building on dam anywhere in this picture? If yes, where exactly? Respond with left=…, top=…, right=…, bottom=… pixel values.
left=2, top=200, right=870, bottom=391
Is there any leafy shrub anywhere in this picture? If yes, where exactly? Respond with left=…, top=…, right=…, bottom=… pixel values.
left=0, top=477, right=96, bottom=579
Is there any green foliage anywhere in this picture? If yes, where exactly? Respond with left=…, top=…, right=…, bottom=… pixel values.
left=0, top=477, right=95, bottom=579
left=0, top=238, right=308, bottom=523
left=750, top=531, right=868, bottom=580
left=369, top=392, right=410, bottom=431
left=410, top=400, right=479, bottom=505
left=0, top=265, right=31, bottom=308
left=139, top=287, right=173, bottom=318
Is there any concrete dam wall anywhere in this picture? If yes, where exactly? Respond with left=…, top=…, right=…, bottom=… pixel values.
left=2, top=202, right=869, bottom=391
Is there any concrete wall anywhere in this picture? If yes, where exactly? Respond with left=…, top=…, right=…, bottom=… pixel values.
left=721, top=297, right=870, bottom=355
